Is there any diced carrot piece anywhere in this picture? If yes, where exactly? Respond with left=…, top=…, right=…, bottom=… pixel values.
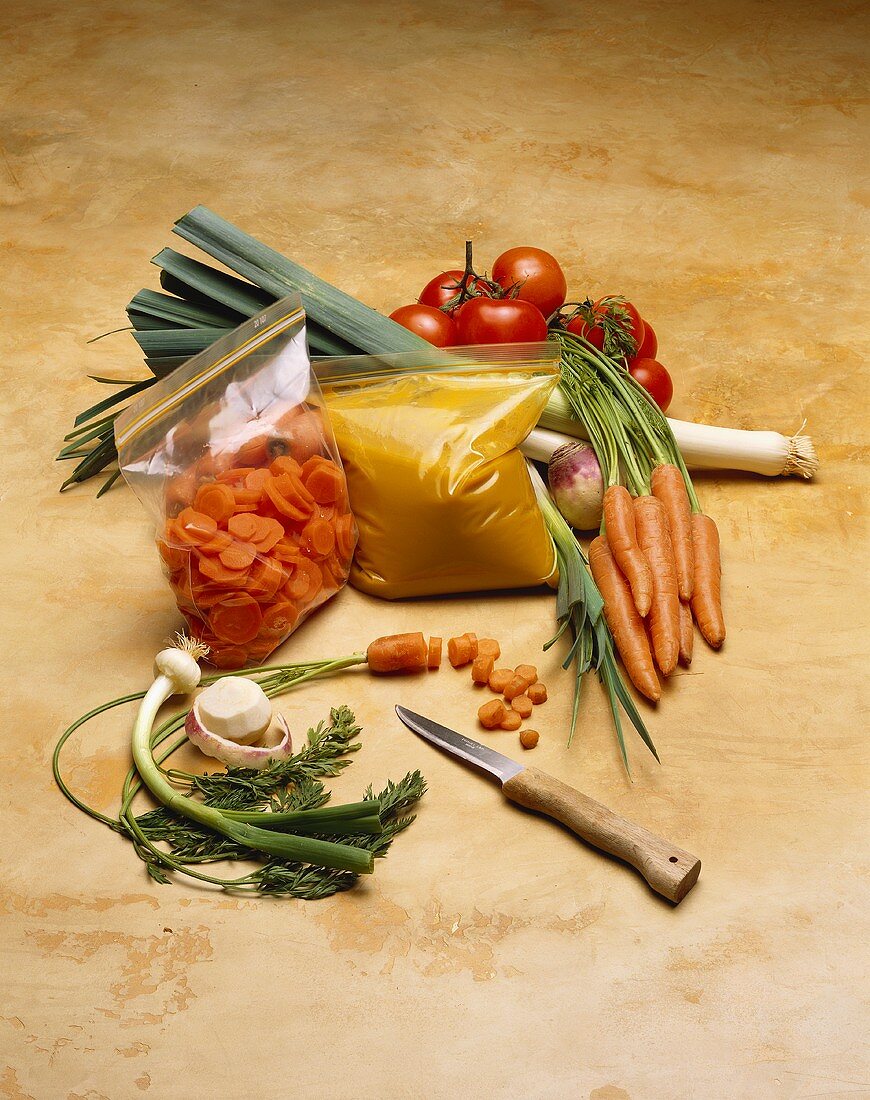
left=367, top=633, right=428, bottom=673
left=503, top=676, right=528, bottom=701
left=478, top=700, right=506, bottom=729
left=447, top=633, right=478, bottom=668
left=514, top=664, right=538, bottom=688
left=428, top=637, right=442, bottom=669
left=471, top=654, right=494, bottom=684
left=209, top=594, right=263, bottom=644
left=477, top=639, right=501, bottom=660
left=527, top=683, right=548, bottom=705
left=511, top=695, right=533, bottom=719
left=500, top=711, right=522, bottom=732
left=488, top=668, right=513, bottom=693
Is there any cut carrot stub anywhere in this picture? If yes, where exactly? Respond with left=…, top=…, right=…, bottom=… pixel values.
left=503, top=676, right=529, bottom=701
left=194, top=482, right=236, bottom=524
left=488, top=668, right=513, bottom=694
left=678, top=600, right=694, bottom=667
left=471, top=654, right=495, bottom=684
left=447, top=633, right=479, bottom=668
left=367, top=632, right=429, bottom=673
left=500, top=710, right=522, bottom=732
left=477, top=639, right=501, bottom=660
left=209, top=594, right=263, bottom=644
left=219, top=542, right=258, bottom=571
left=478, top=699, right=507, bottom=729
left=527, top=682, right=548, bottom=705
left=427, top=636, right=442, bottom=669
left=511, top=695, right=533, bottom=719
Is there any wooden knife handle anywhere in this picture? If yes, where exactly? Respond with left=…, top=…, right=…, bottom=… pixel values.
left=502, top=766, right=701, bottom=903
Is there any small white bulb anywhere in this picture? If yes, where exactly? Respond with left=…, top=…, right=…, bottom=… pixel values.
left=154, top=648, right=202, bottom=694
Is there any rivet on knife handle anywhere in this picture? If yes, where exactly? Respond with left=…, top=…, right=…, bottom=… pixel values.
left=501, top=766, right=701, bottom=904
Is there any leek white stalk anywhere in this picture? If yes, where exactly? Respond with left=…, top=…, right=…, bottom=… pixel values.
left=537, top=388, right=818, bottom=479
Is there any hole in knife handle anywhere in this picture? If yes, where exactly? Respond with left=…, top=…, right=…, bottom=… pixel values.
left=669, top=856, right=679, bottom=863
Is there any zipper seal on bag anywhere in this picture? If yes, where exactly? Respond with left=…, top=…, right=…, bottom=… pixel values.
left=116, top=303, right=304, bottom=450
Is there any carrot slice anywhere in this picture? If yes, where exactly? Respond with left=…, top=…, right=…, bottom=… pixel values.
left=261, top=601, right=300, bottom=637
left=219, top=542, right=257, bottom=571
left=228, top=513, right=260, bottom=541
left=251, top=517, right=285, bottom=553
left=284, top=559, right=322, bottom=602
left=472, top=654, right=495, bottom=684
left=209, top=594, right=263, bottom=644
left=477, top=638, right=501, bottom=661
left=301, top=518, right=335, bottom=559
left=196, top=528, right=233, bottom=554
left=367, top=632, right=428, bottom=672
left=306, top=463, right=343, bottom=504
left=334, top=513, right=357, bottom=560
left=245, top=468, right=272, bottom=492
left=272, top=537, right=302, bottom=563
left=233, top=435, right=270, bottom=467
left=216, top=466, right=255, bottom=485
left=194, top=482, right=235, bottom=524
left=196, top=554, right=249, bottom=585
left=207, top=646, right=249, bottom=670
left=427, top=637, right=442, bottom=669
left=176, top=508, right=218, bottom=546
left=300, top=455, right=332, bottom=483
left=264, top=476, right=312, bottom=522
left=232, top=487, right=262, bottom=507
left=246, top=557, right=286, bottom=600
left=269, top=456, right=302, bottom=478
left=157, top=536, right=188, bottom=573
left=447, top=633, right=478, bottom=668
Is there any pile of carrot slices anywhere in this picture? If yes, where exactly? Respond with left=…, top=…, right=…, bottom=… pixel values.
left=589, top=466, right=725, bottom=702
left=159, top=451, right=357, bottom=669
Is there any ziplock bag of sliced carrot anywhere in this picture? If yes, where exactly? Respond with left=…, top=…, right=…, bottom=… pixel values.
left=316, top=342, right=559, bottom=599
left=116, top=294, right=358, bottom=669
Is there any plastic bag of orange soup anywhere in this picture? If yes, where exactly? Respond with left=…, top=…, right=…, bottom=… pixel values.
left=316, top=342, right=559, bottom=598
left=116, top=294, right=357, bottom=668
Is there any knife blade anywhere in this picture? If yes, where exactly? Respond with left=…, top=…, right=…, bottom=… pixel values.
left=395, top=706, right=701, bottom=904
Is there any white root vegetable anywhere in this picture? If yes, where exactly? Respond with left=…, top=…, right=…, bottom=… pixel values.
left=185, top=705, right=293, bottom=770
left=546, top=441, right=604, bottom=531
left=535, top=389, right=818, bottom=479
left=195, top=677, right=273, bottom=744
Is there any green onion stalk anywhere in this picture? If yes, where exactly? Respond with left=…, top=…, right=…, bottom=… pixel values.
left=552, top=329, right=701, bottom=514
left=53, top=643, right=393, bottom=889
left=529, top=463, right=658, bottom=772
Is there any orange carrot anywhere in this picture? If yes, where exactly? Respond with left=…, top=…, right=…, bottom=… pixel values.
left=306, top=463, right=344, bottom=504
left=511, top=695, right=533, bottom=719
left=633, top=495, right=680, bottom=676
left=603, top=485, right=653, bottom=617
left=427, top=637, right=442, bottom=669
left=471, top=654, right=495, bottom=684
left=690, top=513, right=725, bottom=648
left=284, top=559, right=322, bottom=603
left=514, top=664, right=538, bottom=688
left=589, top=535, right=661, bottom=702
left=261, top=601, right=300, bottom=636
left=301, top=518, right=335, bottom=559
left=651, top=464, right=695, bottom=602
left=503, top=675, right=528, bottom=702
left=219, top=542, right=258, bottom=571
left=367, top=632, right=428, bottom=673
left=678, top=600, right=694, bottom=667
left=477, top=638, right=501, bottom=660
left=527, top=682, right=548, bottom=704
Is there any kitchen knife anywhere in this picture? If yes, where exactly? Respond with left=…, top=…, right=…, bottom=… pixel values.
left=395, top=706, right=700, bottom=904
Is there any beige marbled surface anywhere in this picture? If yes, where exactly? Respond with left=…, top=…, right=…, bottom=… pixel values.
left=1, top=1, right=868, bottom=1097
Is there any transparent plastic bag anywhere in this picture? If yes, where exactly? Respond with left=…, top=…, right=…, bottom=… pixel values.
left=116, top=294, right=357, bottom=668
left=317, top=342, right=560, bottom=599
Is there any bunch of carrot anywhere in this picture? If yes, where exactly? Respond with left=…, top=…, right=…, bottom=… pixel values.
left=589, top=471, right=724, bottom=702
left=159, top=424, right=357, bottom=669
left=554, top=331, right=725, bottom=703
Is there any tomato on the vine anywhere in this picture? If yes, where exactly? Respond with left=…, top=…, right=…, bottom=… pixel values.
left=455, top=297, right=548, bottom=345
left=636, top=319, right=658, bottom=359
left=389, top=303, right=457, bottom=347
left=491, top=247, right=567, bottom=318
left=628, top=357, right=673, bottom=412
left=419, top=270, right=491, bottom=313
left=566, top=306, right=606, bottom=350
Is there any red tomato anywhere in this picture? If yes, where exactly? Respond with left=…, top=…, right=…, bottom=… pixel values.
left=455, top=297, right=548, bottom=344
left=491, top=247, right=567, bottom=318
left=628, top=357, right=673, bottom=412
left=566, top=307, right=605, bottom=350
left=419, top=270, right=490, bottom=312
left=598, top=298, right=645, bottom=349
left=389, top=304, right=457, bottom=347
left=636, top=319, right=658, bottom=359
